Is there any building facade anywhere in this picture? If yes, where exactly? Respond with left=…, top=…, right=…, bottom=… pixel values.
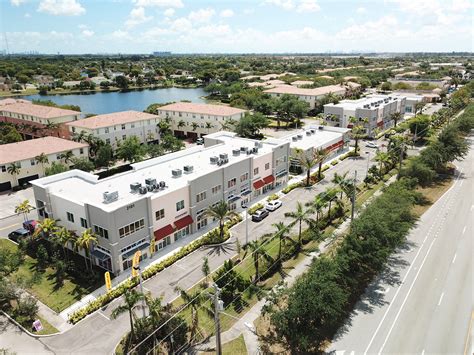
left=31, top=132, right=290, bottom=275
left=0, top=137, right=89, bottom=191
left=66, top=111, right=160, bottom=148
left=323, top=95, right=406, bottom=136
left=156, top=102, right=247, bottom=140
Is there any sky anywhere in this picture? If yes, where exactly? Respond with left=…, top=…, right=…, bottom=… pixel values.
left=1, top=0, right=473, bottom=54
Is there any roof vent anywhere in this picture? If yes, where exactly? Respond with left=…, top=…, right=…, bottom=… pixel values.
left=310, top=129, right=316, bottom=134
left=292, top=136, right=298, bottom=141
left=246, top=150, right=252, bottom=155
left=219, top=153, right=228, bottom=160
left=183, top=165, right=194, bottom=173
left=210, top=156, right=219, bottom=164
left=232, top=149, right=240, bottom=156
left=306, top=131, right=311, bottom=136
left=240, top=146, right=248, bottom=152
left=145, top=178, right=156, bottom=186
left=139, top=186, right=147, bottom=194
left=172, top=168, right=182, bottom=177
left=130, top=182, right=142, bottom=193
left=103, top=191, right=119, bottom=204
left=252, top=147, right=258, bottom=154
left=297, top=134, right=303, bottom=140
left=318, top=126, right=324, bottom=130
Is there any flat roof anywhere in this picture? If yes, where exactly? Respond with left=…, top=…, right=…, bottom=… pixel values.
left=0, top=101, right=80, bottom=119
left=67, top=111, right=158, bottom=129
left=283, top=126, right=349, bottom=151
left=325, top=95, right=402, bottom=110
left=0, top=137, right=88, bottom=165
left=32, top=133, right=283, bottom=211
left=264, top=84, right=346, bottom=97
left=157, top=102, right=246, bottom=117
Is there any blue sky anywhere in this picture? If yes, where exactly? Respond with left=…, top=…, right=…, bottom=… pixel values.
left=1, top=0, right=473, bottom=54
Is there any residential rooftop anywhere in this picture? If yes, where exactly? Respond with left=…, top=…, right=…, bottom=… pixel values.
left=0, top=136, right=88, bottom=165
left=157, top=102, right=246, bottom=116
left=283, top=126, right=350, bottom=151
left=31, top=132, right=284, bottom=211
left=324, top=95, right=403, bottom=110
left=264, top=84, right=347, bottom=97
left=66, top=111, right=159, bottom=129
left=0, top=101, right=80, bottom=119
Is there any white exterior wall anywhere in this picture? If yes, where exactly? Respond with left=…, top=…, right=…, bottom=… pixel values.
left=151, top=186, right=190, bottom=231
left=252, top=153, right=273, bottom=180
left=0, top=111, right=80, bottom=124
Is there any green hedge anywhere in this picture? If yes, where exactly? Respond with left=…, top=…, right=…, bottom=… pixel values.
left=68, top=216, right=242, bottom=324
left=282, top=183, right=300, bottom=194
left=267, top=193, right=279, bottom=202
left=248, top=203, right=264, bottom=215
left=331, top=160, right=339, bottom=166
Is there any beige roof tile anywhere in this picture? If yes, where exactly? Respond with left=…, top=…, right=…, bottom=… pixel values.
left=158, top=102, right=246, bottom=116
left=67, top=110, right=158, bottom=129
left=0, top=102, right=79, bottom=119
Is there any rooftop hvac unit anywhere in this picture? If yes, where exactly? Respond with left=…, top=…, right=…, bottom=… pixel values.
left=130, top=182, right=142, bottom=192
left=172, top=168, right=182, bottom=177
left=292, top=136, right=298, bottom=141
left=297, top=134, right=303, bottom=140
left=252, top=147, right=258, bottom=154
left=254, top=141, right=259, bottom=147
left=103, top=191, right=119, bottom=204
left=318, top=126, right=324, bottom=130
left=246, top=150, right=252, bottom=155
left=219, top=153, right=228, bottom=160
left=306, top=131, right=311, bottom=136
left=310, top=129, right=316, bottom=134
left=145, top=178, right=156, bottom=186
left=240, top=146, right=248, bottom=152
left=258, top=142, right=263, bottom=148
left=147, top=184, right=155, bottom=192
left=210, top=156, right=219, bottom=164
left=159, top=181, right=166, bottom=189
left=183, top=165, right=194, bottom=173
left=139, top=186, right=147, bottom=194
left=232, top=149, right=240, bottom=156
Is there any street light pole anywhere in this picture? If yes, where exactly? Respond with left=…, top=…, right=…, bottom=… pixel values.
left=245, top=208, right=249, bottom=245
left=351, top=170, right=357, bottom=224
left=213, top=283, right=223, bottom=355
left=365, top=151, right=370, bottom=177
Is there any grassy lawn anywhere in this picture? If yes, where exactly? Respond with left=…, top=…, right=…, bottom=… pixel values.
left=1, top=239, right=101, bottom=312
left=412, top=176, right=454, bottom=217
left=34, top=315, right=59, bottom=335
left=201, top=334, right=247, bottom=355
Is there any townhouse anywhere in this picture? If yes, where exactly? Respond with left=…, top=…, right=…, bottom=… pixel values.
left=66, top=111, right=160, bottom=148
left=0, top=137, right=88, bottom=191
left=0, top=99, right=81, bottom=139
left=31, top=132, right=290, bottom=275
left=156, top=102, right=247, bottom=140
left=323, top=95, right=406, bottom=136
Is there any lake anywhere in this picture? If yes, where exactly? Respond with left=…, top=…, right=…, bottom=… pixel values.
left=23, top=87, right=207, bottom=115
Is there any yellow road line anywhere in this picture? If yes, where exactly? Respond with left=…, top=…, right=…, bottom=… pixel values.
left=0, top=223, right=20, bottom=231
left=463, top=310, right=474, bottom=355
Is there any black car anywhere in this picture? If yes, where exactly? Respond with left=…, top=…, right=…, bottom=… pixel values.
left=251, top=209, right=269, bottom=222
left=8, top=228, right=29, bottom=242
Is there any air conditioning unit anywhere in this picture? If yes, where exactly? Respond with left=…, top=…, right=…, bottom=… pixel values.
left=240, top=146, right=248, bottom=152
left=183, top=165, right=194, bottom=173
left=139, top=186, right=147, bottom=194
left=145, top=178, right=156, bottom=186
left=216, top=159, right=223, bottom=166
left=159, top=181, right=166, bottom=189
left=306, top=131, right=311, bottom=136
left=147, top=184, right=155, bottom=192
left=318, top=126, right=324, bottom=130
left=103, top=191, right=119, bottom=204
left=253, top=147, right=258, bottom=154
left=297, top=134, right=303, bottom=140
left=232, top=149, right=240, bottom=156
left=219, top=153, right=228, bottom=160
left=246, top=150, right=252, bottom=155
left=130, top=182, right=141, bottom=192
left=172, top=168, right=182, bottom=177
left=292, top=136, right=298, bottom=141
left=310, top=129, right=316, bottom=134
left=254, top=141, right=259, bottom=147
left=210, top=156, right=219, bottom=164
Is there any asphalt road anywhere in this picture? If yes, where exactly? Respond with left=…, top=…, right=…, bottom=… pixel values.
left=329, top=134, right=473, bottom=354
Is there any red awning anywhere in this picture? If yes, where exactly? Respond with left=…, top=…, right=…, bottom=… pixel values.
left=154, top=224, right=174, bottom=241
left=174, top=215, right=193, bottom=230
left=263, top=175, right=275, bottom=185
left=253, top=180, right=265, bottom=189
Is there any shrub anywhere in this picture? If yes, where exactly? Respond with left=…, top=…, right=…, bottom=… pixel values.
left=267, top=194, right=279, bottom=202
left=331, top=160, right=339, bottom=166
left=282, top=183, right=300, bottom=194
left=248, top=203, right=264, bottom=215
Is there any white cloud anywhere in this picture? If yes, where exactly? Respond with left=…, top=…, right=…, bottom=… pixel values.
left=336, top=15, right=399, bottom=40
left=111, top=30, right=131, bottom=40
left=78, top=24, right=88, bottom=29
left=265, top=0, right=294, bottom=11
left=81, top=29, right=94, bottom=37
left=11, top=0, right=26, bottom=6
left=170, top=17, right=193, bottom=32
left=132, top=0, right=183, bottom=8
left=220, top=9, right=234, bottom=18
left=243, top=8, right=254, bottom=15
left=163, top=8, right=175, bottom=17
left=265, top=0, right=320, bottom=13
left=188, top=8, right=215, bottom=23
left=24, top=13, right=31, bottom=18
left=296, top=0, right=320, bottom=13
left=356, top=7, right=367, bottom=14
left=38, top=0, right=85, bottom=16
left=125, top=7, right=152, bottom=28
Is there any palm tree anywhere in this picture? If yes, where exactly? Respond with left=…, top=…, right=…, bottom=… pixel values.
left=324, top=187, right=339, bottom=220
left=314, top=148, right=329, bottom=180
left=204, top=200, right=239, bottom=241
left=54, top=227, right=74, bottom=259
left=146, top=132, right=155, bottom=143
left=7, top=163, right=20, bottom=188
left=33, top=218, right=57, bottom=239
left=14, top=199, right=33, bottom=222
left=174, top=286, right=206, bottom=340
left=332, top=172, right=349, bottom=200
left=75, top=228, right=98, bottom=271
left=297, top=151, right=318, bottom=187
left=390, top=112, right=402, bottom=127
left=191, top=122, right=199, bottom=132
left=111, top=289, right=144, bottom=341
left=205, top=121, right=213, bottom=134
left=35, top=153, right=49, bottom=176
left=177, top=120, right=186, bottom=130
left=375, top=151, right=391, bottom=175
left=243, top=238, right=274, bottom=283
left=44, top=120, right=59, bottom=131
left=59, top=150, right=74, bottom=165
left=272, top=222, right=292, bottom=262
left=306, top=195, right=327, bottom=223
left=349, top=118, right=367, bottom=154
left=414, top=102, right=425, bottom=117
left=284, top=201, right=313, bottom=245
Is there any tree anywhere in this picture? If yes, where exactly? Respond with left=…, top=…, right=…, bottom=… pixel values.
left=7, top=163, right=20, bottom=187
left=161, top=134, right=184, bottom=152
left=174, top=286, right=207, bottom=340
left=53, top=227, right=75, bottom=259
left=115, top=75, right=129, bottom=89
left=234, top=112, right=269, bottom=138
left=409, top=115, right=431, bottom=141
left=177, top=120, right=186, bottom=130
left=400, top=158, right=435, bottom=187
left=297, top=150, right=318, bottom=187
left=213, top=259, right=248, bottom=306
left=95, top=144, right=114, bottom=168
left=275, top=94, right=309, bottom=129
left=191, top=122, right=199, bottom=132
left=116, top=136, right=146, bottom=163
left=375, top=151, right=391, bottom=175
left=72, top=157, right=94, bottom=172
left=45, top=162, right=69, bottom=176
left=111, top=289, right=144, bottom=341
left=75, top=228, right=98, bottom=271
left=59, top=150, right=75, bottom=165
left=205, top=121, right=214, bottom=134
left=380, top=82, right=392, bottom=91
left=14, top=200, right=33, bottom=222
left=33, top=218, right=57, bottom=239
left=146, top=143, right=165, bottom=158
left=390, top=111, right=402, bottom=127
left=306, top=194, right=327, bottom=224
left=272, top=222, right=293, bottom=262
left=314, top=148, right=329, bottom=180
left=201, top=257, right=210, bottom=285
left=349, top=117, right=367, bottom=153
left=284, top=202, right=313, bottom=245
left=205, top=200, right=239, bottom=241
left=35, top=152, right=49, bottom=176
left=244, top=238, right=274, bottom=283
left=332, top=172, right=350, bottom=200
left=414, top=102, right=426, bottom=117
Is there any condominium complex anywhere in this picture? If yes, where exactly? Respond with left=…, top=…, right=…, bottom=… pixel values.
left=31, top=132, right=290, bottom=275
left=156, top=102, right=247, bottom=140
left=0, top=137, right=89, bottom=191
left=323, top=95, right=406, bottom=135
left=66, top=111, right=160, bottom=148
left=0, top=99, right=81, bottom=139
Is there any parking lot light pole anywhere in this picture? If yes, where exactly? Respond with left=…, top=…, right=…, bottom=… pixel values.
left=245, top=208, right=249, bottom=245
left=365, top=151, right=370, bottom=177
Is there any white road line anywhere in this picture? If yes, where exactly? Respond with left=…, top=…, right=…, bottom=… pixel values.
left=452, top=254, right=457, bottom=264
left=462, top=226, right=467, bottom=235
left=438, top=292, right=445, bottom=306
left=421, top=349, right=425, bottom=355
left=471, top=205, right=473, bottom=212
left=377, top=236, right=437, bottom=354
left=460, top=180, right=463, bottom=187
left=98, top=311, right=111, bottom=321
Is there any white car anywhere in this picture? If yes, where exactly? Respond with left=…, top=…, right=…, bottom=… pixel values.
left=265, top=200, right=282, bottom=211
left=366, top=141, right=379, bottom=149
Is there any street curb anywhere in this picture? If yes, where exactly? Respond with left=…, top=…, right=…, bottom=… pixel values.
left=1, top=310, right=59, bottom=338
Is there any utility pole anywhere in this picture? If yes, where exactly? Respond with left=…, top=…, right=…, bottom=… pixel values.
left=245, top=207, right=249, bottom=245
left=365, top=151, right=370, bottom=177
left=351, top=170, right=357, bottom=223
left=213, top=283, right=223, bottom=355
left=397, top=142, right=404, bottom=180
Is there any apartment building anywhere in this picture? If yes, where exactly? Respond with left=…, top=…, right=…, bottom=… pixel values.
left=323, top=95, right=406, bottom=136
left=0, top=137, right=88, bottom=192
left=0, top=99, right=81, bottom=139
left=156, top=102, right=247, bottom=140
left=31, top=132, right=290, bottom=275
left=66, top=111, right=160, bottom=148
left=264, top=84, right=348, bottom=109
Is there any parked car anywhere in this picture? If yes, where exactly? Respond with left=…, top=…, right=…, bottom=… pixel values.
left=265, top=200, right=282, bottom=211
left=366, top=141, right=379, bottom=149
left=251, top=209, right=269, bottom=222
left=196, top=137, right=204, bottom=145
left=8, top=228, right=29, bottom=242
left=23, top=219, right=38, bottom=234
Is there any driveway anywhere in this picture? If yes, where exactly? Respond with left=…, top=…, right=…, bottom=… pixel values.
left=0, top=187, right=35, bottom=219
left=0, top=316, right=53, bottom=355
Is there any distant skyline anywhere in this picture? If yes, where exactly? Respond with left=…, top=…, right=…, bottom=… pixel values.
left=1, top=0, right=473, bottom=54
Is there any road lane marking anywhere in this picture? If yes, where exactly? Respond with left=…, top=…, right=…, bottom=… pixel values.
left=462, top=226, right=466, bottom=235
left=471, top=205, right=473, bottom=212
left=460, top=180, right=463, bottom=187
left=437, top=292, right=444, bottom=306
left=421, top=349, right=425, bottom=355
left=452, top=254, right=457, bottom=264
left=98, top=311, right=111, bottom=321
left=0, top=223, right=20, bottom=231
left=377, top=236, right=437, bottom=354
left=463, top=312, right=474, bottom=355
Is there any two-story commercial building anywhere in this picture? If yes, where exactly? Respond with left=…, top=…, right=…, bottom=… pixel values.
left=0, top=99, right=81, bottom=139
left=156, top=102, right=247, bottom=140
left=66, top=111, right=160, bottom=148
left=31, top=132, right=290, bottom=275
left=0, top=137, right=89, bottom=191
left=323, top=95, right=406, bottom=136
